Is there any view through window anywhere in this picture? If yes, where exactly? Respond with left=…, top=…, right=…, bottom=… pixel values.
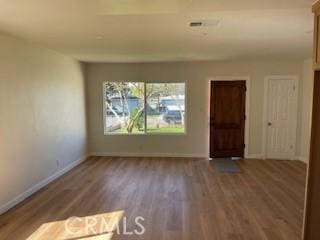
left=104, top=82, right=185, bottom=134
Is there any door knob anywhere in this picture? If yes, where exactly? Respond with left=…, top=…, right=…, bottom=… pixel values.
left=268, top=122, right=272, bottom=126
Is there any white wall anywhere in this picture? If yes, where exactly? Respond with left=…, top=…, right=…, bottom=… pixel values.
left=85, top=60, right=304, bottom=158
left=297, top=58, right=314, bottom=163
left=0, top=33, right=87, bottom=213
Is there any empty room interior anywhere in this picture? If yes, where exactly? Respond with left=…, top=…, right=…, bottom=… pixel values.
left=1, top=0, right=320, bottom=239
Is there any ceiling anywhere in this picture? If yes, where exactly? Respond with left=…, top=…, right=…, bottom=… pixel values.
left=0, top=0, right=315, bottom=62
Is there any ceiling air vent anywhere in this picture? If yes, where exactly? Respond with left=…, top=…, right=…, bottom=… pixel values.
left=189, top=20, right=220, bottom=28
left=190, top=22, right=203, bottom=27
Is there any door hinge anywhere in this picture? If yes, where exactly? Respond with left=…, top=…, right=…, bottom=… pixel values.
left=293, top=85, right=296, bottom=91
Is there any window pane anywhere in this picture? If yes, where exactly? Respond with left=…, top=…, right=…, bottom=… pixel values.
left=146, top=83, right=185, bottom=133
left=104, top=82, right=145, bottom=134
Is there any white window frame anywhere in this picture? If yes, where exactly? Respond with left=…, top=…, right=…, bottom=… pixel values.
left=102, top=81, right=187, bottom=136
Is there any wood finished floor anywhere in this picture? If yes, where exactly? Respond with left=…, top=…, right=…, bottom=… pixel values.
left=0, top=157, right=307, bottom=240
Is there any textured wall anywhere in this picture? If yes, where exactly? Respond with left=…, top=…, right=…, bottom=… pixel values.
left=0, top=33, right=87, bottom=210
left=86, top=60, right=303, bottom=157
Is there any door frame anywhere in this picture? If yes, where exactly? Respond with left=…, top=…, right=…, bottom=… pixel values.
left=208, top=76, right=251, bottom=158
left=262, top=75, right=299, bottom=160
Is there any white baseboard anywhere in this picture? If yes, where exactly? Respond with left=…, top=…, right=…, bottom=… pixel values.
left=246, top=154, right=263, bottom=159
left=294, top=156, right=308, bottom=163
left=0, top=155, right=88, bottom=216
left=89, top=152, right=208, bottom=158
left=246, top=154, right=308, bottom=162
left=90, top=152, right=267, bottom=160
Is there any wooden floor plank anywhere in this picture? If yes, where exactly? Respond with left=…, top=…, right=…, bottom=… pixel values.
left=0, top=157, right=307, bottom=240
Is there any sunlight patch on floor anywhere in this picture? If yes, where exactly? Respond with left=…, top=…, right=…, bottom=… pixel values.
left=27, top=210, right=124, bottom=240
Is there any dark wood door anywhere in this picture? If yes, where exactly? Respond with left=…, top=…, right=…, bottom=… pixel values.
left=304, top=71, right=320, bottom=240
left=210, top=81, right=246, bottom=158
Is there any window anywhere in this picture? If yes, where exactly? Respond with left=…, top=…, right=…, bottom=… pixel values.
left=104, top=82, right=145, bottom=134
left=103, top=82, right=186, bottom=135
left=146, top=83, right=185, bottom=133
